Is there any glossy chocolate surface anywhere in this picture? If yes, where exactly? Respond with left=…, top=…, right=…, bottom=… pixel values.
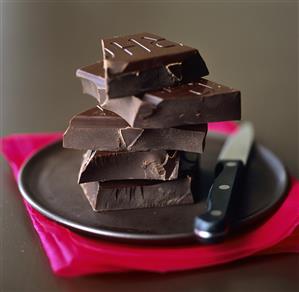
left=100, top=32, right=209, bottom=97
left=102, top=32, right=209, bottom=74
left=104, top=80, right=241, bottom=128
left=76, top=63, right=240, bottom=128
left=63, top=108, right=207, bottom=152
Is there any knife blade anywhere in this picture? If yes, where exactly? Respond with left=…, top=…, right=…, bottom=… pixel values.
left=194, top=122, right=254, bottom=242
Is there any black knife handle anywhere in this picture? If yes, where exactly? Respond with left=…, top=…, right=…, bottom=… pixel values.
left=194, top=160, right=244, bottom=242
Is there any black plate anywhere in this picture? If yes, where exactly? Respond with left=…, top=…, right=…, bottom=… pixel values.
left=18, top=133, right=289, bottom=244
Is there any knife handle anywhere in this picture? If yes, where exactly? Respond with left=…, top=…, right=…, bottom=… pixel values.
left=194, top=160, right=244, bottom=242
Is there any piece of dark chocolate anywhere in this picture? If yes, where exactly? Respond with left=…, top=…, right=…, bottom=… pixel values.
left=101, top=32, right=209, bottom=98
left=103, top=80, right=241, bottom=128
left=63, top=108, right=207, bottom=153
left=80, top=177, right=193, bottom=211
left=76, top=63, right=240, bottom=128
left=78, top=149, right=179, bottom=183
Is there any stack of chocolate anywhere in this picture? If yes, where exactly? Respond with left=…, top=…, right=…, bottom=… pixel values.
left=63, top=33, right=241, bottom=212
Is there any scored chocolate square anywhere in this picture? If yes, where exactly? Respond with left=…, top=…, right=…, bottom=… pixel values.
left=101, top=32, right=209, bottom=98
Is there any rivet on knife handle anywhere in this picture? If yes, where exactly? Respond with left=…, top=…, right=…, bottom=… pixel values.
left=194, top=160, right=244, bottom=242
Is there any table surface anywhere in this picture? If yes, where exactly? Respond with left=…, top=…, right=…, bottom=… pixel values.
left=1, top=1, right=298, bottom=291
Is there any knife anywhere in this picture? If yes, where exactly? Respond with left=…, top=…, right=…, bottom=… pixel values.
left=194, top=122, right=255, bottom=242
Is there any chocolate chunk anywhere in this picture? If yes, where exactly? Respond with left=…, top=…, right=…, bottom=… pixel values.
left=101, top=32, right=209, bottom=98
left=63, top=108, right=207, bottom=153
left=76, top=63, right=240, bottom=128
left=80, top=177, right=194, bottom=211
left=103, top=80, right=241, bottom=128
left=78, top=150, right=179, bottom=183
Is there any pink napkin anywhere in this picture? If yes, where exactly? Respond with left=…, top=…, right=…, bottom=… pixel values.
left=1, top=122, right=299, bottom=277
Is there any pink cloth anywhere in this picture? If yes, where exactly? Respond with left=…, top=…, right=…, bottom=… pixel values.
left=1, top=122, right=299, bottom=277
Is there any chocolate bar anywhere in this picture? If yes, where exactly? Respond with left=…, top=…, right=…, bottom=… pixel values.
left=80, top=177, right=193, bottom=211
left=76, top=63, right=240, bottom=128
left=103, top=80, right=241, bottom=128
left=63, top=108, right=207, bottom=153
left=101, top=32, right=209, bottom=98
left=78, top=149, right=179, bottom=183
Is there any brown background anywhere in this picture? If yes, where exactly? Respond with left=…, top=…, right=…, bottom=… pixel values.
left=1, top=1, right=298, bottom=291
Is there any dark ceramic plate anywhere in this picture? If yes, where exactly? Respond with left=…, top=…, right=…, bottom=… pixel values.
left=18, top=133, right=289, bottom=244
